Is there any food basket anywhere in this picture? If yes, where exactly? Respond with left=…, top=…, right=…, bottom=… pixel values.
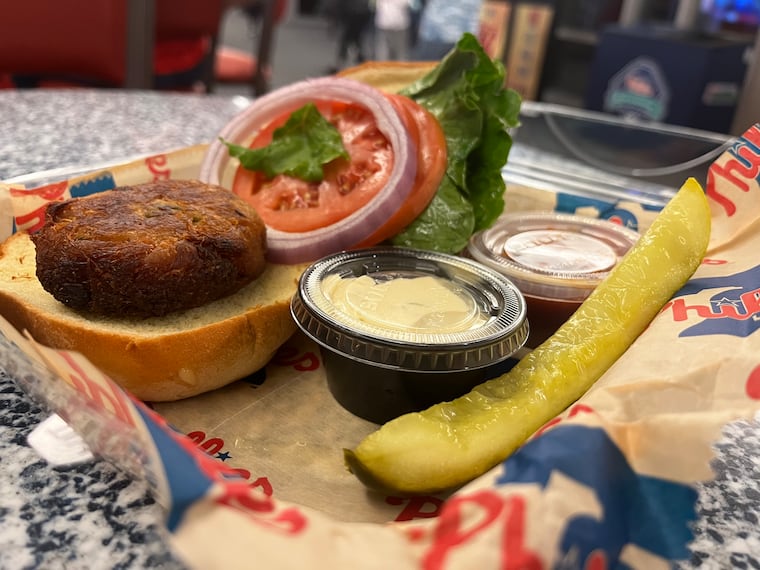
left=2, top=108, right=759, bottom=569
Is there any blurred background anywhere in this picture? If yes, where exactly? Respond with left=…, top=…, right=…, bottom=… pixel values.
left=215, top=1, right=335, bottom=93
left=0, top=0, right=758, bottom=135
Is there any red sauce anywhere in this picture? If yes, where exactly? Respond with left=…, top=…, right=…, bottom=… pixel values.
left=523, top=293, right=582, bottom=348
left=467, top=212, right=641, bottom=349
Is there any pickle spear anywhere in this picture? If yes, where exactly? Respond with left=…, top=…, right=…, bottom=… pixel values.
left=345, top=178, right=711, bottom=494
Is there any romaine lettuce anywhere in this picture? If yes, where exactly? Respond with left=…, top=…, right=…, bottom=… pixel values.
left=392, top=33, right=522, bottom=253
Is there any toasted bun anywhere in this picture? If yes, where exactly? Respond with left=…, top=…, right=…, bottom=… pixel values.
left=0, top=231, right=306, bottom=402
left=337, top=61, right=437, bottom=93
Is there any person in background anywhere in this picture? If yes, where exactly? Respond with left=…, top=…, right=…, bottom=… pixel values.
left=408, top=0, right=426, bottom=50
left=374, top=0, right=412, bottom=61
left=412, top=0, right=483, bottom=60
left=324, top=0, right=374, bottom=71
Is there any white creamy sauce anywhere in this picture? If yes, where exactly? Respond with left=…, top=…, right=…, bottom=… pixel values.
left=321, top=274, right=485, bottom=333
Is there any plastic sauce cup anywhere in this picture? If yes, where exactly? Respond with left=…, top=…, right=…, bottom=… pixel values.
left=467, top=212, right=640, bottom=348
left=291, top=247, right=528, bottom=424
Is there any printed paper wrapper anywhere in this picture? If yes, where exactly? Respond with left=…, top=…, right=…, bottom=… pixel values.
left=2, top=125, right=760, bottom=568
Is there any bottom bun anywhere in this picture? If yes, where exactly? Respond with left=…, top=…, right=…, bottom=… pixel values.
left=0, top=232, right=306, bottom=402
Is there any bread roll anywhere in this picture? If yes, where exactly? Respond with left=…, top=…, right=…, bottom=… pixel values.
left=337, top=61, right=437, bottom=93
left=0, top=231, right=306, bottom=401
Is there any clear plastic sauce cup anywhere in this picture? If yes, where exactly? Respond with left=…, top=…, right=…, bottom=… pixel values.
left=467, top=212, right=640, bottom=348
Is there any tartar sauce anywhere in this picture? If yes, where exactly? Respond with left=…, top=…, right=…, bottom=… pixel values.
left=321, top=274, right=485, bottom=333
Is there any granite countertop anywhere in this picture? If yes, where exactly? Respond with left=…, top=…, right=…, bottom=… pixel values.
left=0, top=89, right=250, bottom=182
left=1, top=88, right=759, bottom=569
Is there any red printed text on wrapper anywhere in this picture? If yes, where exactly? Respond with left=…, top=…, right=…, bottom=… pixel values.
left=57, top=350, right=137, bottom=428
left=10, top=181, right=68, bottom=233
left=186, top=430, right=275, bottom=496
left=145, top=154, right=171, bottom=180
left=706, top=124, right=760, bottom=216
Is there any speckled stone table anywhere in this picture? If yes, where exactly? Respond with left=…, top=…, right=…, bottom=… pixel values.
left=0, top=89, right=251, bottom=182
left=1, top=88, right=760, bottom=569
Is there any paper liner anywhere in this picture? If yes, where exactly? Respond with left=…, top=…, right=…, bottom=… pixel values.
left=1, top=125, right=759, bottom=568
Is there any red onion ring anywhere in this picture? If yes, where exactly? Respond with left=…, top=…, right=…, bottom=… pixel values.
left=200, top=77, right=418, bottom=264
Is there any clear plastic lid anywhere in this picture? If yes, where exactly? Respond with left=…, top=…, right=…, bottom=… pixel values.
left=291, top=247, right=528, bottom=372
left=467, top=212, right=640, bottom=302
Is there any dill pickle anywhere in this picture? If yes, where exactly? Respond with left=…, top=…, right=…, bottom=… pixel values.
left=344, top=178, right=711, bottom=494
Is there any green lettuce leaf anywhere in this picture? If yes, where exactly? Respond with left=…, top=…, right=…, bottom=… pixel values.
left=223, top=103, right=348, bottom=183
left=390, top=175, right=475, bottom=253
left=394, top=32, right=521, bottom=252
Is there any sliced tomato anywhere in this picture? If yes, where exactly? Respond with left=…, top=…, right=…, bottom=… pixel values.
left=230, top=93, right=446, bottom=247
left=352, top=93, right=447, bottom=248
left=231, top=100, right=395, bottom=233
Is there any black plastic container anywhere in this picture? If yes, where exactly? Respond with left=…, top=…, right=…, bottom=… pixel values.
left=290, top=247, right=528, bottom=424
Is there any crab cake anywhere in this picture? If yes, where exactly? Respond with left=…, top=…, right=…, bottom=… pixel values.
left=32, top=179, right=267, bottom=318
